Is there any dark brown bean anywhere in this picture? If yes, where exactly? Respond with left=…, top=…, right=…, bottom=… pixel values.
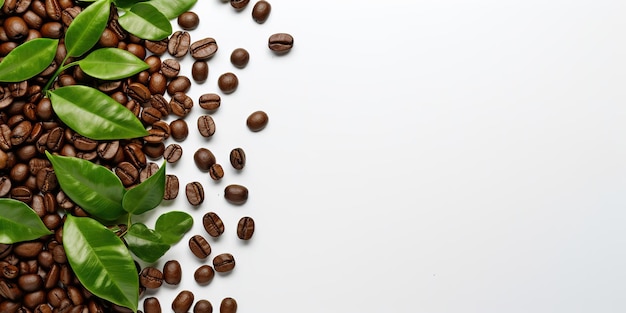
left=13, top=241, right=43, bottom=258
left=193, top=148, right=215, bottom=171
left=178, top=11, right=199, bottom=30
left=115, top=161, right=139, bottom=186
left=197, top=115, right=215, bottom=137
left=185, top=182, right=204, bottom=206
left=194, top=265, right=214, bottom=284
left=229, top=147, right=246, bottom=170
left=143, top=297, right=161, bottom=313
left=192, top=61, right=208, bottom=83
left=163, top=260, right=181, bottom=285
left=219, top=298, right=237, bottom=313
left=139, top=162, right=160, bottom=182
left=268, top=33, right=294, bottom=53
left=189, top=38, right=218, bottom=61
left=230, top=48, right=249, bottom=68
left=217, top=72, right=238, bottom=94
left=198, top=93, right=220, bottom=111
left=246, top=110, right=269, bottom=131
left=208, top=163, right=224, bottom=181
left=193, top=300, right=213, bottom=313
left=212, top=253, right=235, bottom=273
left=169, top=119, right=188, bottom=141
left=167, top=76, right=191, bottom=96
left=145, top=38, right=168, bottom=55
left=123, top=143, right=146, bottom=168
left=148, top=72, right=167, bottom=95
left=202, top=212, right=224, bottom=237
left=163, top=144, right=182, bottom=163
left=169, top=92, right=193, bottom=117
left=168, top=31, right=190, bottom=58
left=172, top=290, right=194, bottom=313
left=139, top=267, right=163, bottom=289
left=161, top=59, right=180, bottom=78
left=188, top=235, right=211, bottom=259
left=237, top=216, right=255, bottom=240
left=252, top=0, right=271, bottom=23
left=224, top=184, right=248, bottom=205
left=164, top=174, right=179, bottom=200
left=230, top=0, right=249, bottom=10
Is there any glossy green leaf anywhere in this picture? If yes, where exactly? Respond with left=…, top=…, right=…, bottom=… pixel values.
left=0, top=38, right=58, bottom=82
left=0, top=1, right=4, bottom=9
left=0, top=198, right=52, bottom=244
left=118, top=3, right=171, bottom=40
left=48, top=85, right=149, bottom=140
left=154, top=211, right=193, bottom=245
left=122, top=161, right=165, bottom=215
left=148, top=0, right=197, bottom=19
left=113, top=0, right=146, bottom=9
left=64, top=215, right=138, bottom=312
left=125, top=223, right=170, bottom=263
left=65, top=0, right=110, bottom=57
left=79, top=48, right=149, bottom=80
left=46, top=151, right=126, bottom=221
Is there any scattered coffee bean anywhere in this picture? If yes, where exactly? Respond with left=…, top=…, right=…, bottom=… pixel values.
left=164, top=174, right=180, bottom=200
left=220, top=298, right=237, bottom=313
left=217, top=72, right=238, bottom=94
left=143, top=297, right=161, bottom=313
left=252, top=0, right=271, bottom=23
left=163, top=143, right=183, bottom=163
left=194, top=299, right=213, bottom=313
left=197, top=115, right=216, bottom=137
left=192, top=60, right=208, bottom=83
left=169, top=118, right=189, bottom=141
left=139, top=267, right=163, bottom=289
left=178, top=11, right=199, bottom=30
left=172, top=290, right=194, bottom=313
left=193, top=148, right=216, bottom=171
left=161, top=59, right=181, bottom=78
left=209, top=163, right=224, bottom=181
left=246, top=110, right=269, bottom=131
left=185, top=181, right=204, bottom=206
left=167, top=76, right=191, bottom=96
left=224, top=184, right=248, bottom=205
left=168, top=30, right=191, bottom=58
left=163, top=260, right=182, bottom=285
left=202, top=212, right=225, bottom=237
left=189, top=235, right=211, bottom=259
left=230, top=0, right=249, bottom=10
left=237, top=216, right=255, bottom=240
left=213, top=253, right=236, bottom=273
left=229, top=147, right=246, bottom=170
left=268, top=33, right=294, bottom=53
left=230, top=48, right=249, bottom=68
left=190, top=37, right=218, bottom=60
left=194, top=265, right=215, bottom=284
left=198, top=93, right=221, bottom=112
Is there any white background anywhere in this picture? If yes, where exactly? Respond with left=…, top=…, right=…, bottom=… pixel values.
left=136, top=1, right=626, bottom=312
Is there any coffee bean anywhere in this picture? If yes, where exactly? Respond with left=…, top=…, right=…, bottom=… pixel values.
left=97, top=141, right=119, bottom=160
left=139, top=267, right=163, bottom=289
left=35, top=303, right=53, bottom=313
left=230, top=0, right=249, bottom=10
left=115, top=161, right=138, bottom=186
left=1, top=261, right=18, bottom=279
left=178, top=11, right=199, bottom=30
left=212, top=253, right=235, bottom=273
left=140, top=107, right=163, bottom=125
left=164, top=174, right=179, bottom=200
left=3, top=0, right=31, bottom=15
left=268, top=33, right=294, bottom=53
left=168, top=31, right=190, bottom=58
left=167, top=76, right=191, bottom=96
left=163, top=144, right=182, bottom=163
left=11, top=120, right=32, bottom=146
left=0, top=176, right=11, bottom=197
left=123, top=143, right=146, bottom=168
left=143, top=142, right=165, bottom=159
left=127, top=82, right=151, bottom=104
left=169, top=119, right=188, bottom=141
left=237, top=216, right=255, bottom=240
left=163, top=260, right=182, bottom=285
left=0, top=244, right=12, bottom=259
left=246, top=110, right=269, bottom=131
left=217, top=72, right=238, bottom=94
left=127, top=43, right=146, bottom=60
left=192, top=61, right=208, bottom=83
left=193, top=300, right=213, bottom=313
left=41, top=21, right=63, bottom=38
left=208, top=163, right=224, bottom=181
left=45, top=0, right=62, bottom=20
left=0, top=279, right=22, bottom=301
left=145, top=38, right=168, bottom=55
left=229, top=147, right=246, bottom=170
left=188, top=235, right=211, bottom=259
left=194, top=265, right=214, bottom=284
left=143, top=297, right=161, bottom=313
left=4, top=16, right=29, bottom=41
left=161, top=59, right=180, bottom=78
left=230, top=48, right=249, bottom=68
left=198, top=93, right=220, bottom=112
left=36, top=167, right=57, bottom=193
left=148, top=72, right=167, bottom=95
left=44, top=264, right=59, bottom=289
left=219, top=298, right=237, bottom=313
left=252, top=0, right=271, bottom=23
left=197, top=115, right=215, bottom=137
left=145, top=55, right=161, bottom=73
left=13, top=241, right=43, bottom=258
left=202, top=212, right=225, bottom=238
left=139, top=162, right=160, bottom=182
left=172, top=290, right=194, bottom=313
left=193, top=148, right=215, bottom=171
left=190, top=38, right=218, bottom=61
left=224, top=184, right=248, bottom=205
left=185, top=181, right=204, bottom=206
left=23, top=290, right=46, bottom=309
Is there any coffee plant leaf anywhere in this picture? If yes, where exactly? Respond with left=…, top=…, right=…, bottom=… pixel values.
left=118, top=3, right=171, bottom=40
left=147, top=0, right=197, bottom=19
left=0, top=198, right=52, bottom=244
left=155, top=211, right=193, bottom=245
left=0, top=38, right=58, bottom=82
left=122, top=161, right=166, bottom=215
left=125, top=223, right=170, bottom=263
left=65, top=0, right=111, bottom=57
left=79, top=48, right=149, bottom=80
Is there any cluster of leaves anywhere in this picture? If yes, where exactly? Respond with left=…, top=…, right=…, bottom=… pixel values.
left=0, top=0, right=198, bottom=311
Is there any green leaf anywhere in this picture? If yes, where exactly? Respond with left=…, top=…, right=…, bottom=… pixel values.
left=64, top=215, right=138, bottom=312
left=113, top=0, right=146, bottom=9
left=147, top=0, right=197, bottom=19
left=46, top=151, right=126, bottom=221
left=65, top=0, right=111, bottom=57
left=0, top=1, right=4, bottom=10
left=118, top=3, right=172, bottom=40
left=0, top=38, right=58, bottom=82
left=0, top=198, right=52, bottom=244
left=154, top=211, right=193, bottom=245
left=125, top=223, right=170, bottom=263
left=79, top=48, right=149, bottom=80
left=48, top=85, right=149, bottom=140
left=122, top=161, right=165, bottom=215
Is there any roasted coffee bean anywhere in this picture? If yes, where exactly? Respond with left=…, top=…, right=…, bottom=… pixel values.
left=163, top=260, right=181, bottom=285
left=169, top=92, right=193, bottom=117
left=10, top=163, right=29, bottom=182
left=217, top=72, right=238, bottom=94
left=40, top=21, right=63, bottom=38
left=197, top=115, right=215, bottom=137
left=36, top=167, right=57, bottom=192
left=148, top=72, right=167, bottom=95
left=193, top=148, right=215, bottom=171
left=246, top=110, right=269, bottom=131
left=0, top=301, right=21, bottom=313
left=167, top=76, right=191, bottom=95
left=4, top=16, right=29, bottom=41
left=127, top=43, right=146, bottom=60
left=140, top=267, right=163, bottom=289
left=43, top=265, right=59, bottom=289
left=178, top=11, right=199, bottom=30
left=61, top=6, right=80, bottom=27
left=219, top=298, right=237, bottom=313
left=149, top=94, right=170, bottom=116
left=252, top=0, right=271, bottom=23
left=66, top=285, right=83, bottom=305
left=202, top=212, right=224, bottom=237
left=3, top=0, right=32, bottom=14
left=145, top=55, right=161, bottom=73
left=0, top=279, right=23, bottom=301
left=9, top=81, right=28, bottom=98
left=192, top=61, right=208, bottom=83
left=208, top=163, right=224, bottom=181
left=229, top=147, right=246, bottom=170
left=188, top=235, right=211, bottom=259
left=169, top=119, right=188, bottom=141
left=172, top=290, right=194, bottom=313
left=0, top=176, right=11, bottom=197
left=140, top=107, right=162, bottom=125
left=194, top=265, right=214, bottom=285
left=72, top=134, right=97, bottom=151
left=230, top=0, right=249, bottom=10
left=37, top=250, right=54, bottom=268
left=127, top=82, right=151, bottom=104
left=36, top=98, right=52, bottom=120
left=145, top=39, right=168, bottom=55
left=0, top=124, right=12, bottom=150
left=124, top=143, right=147, bottom=168
left=35, top=303, right=53, bottom=313
left=193, top=300, right=212, bottom=313
left=161, top=59, right=180, bottom=78
left=224, top=184, right=248, bottom=205
left=185, top=182, right=204, bottom=206
left=11, top=185, right=32, bottom=203
left=237, top=216, right=255, bottom=240
left=125, top=100, right=141, bottom=117
left=268, top=33, right=294, bottom=53
left=189, top=38, right=218, bottom=61
left=11, top=120, right=32, bottom=146
left=97, top=141, right=119, bottom=160
left=143, top=297, right=161, bottom=313
left=0, top=244, right=12, bottom=259
left=42, top=213, right=61, bottom=230
left=168, top=31, right=190, bottom=58
left=139, top=162, right=159, bottom=182
left=143, top=142, right=165, bottom=159
left=1, top=261, right=18, bottom=279
left=115, top=162, right=138, bottom=186
left=163, top=144, right=182, bottom=163
left=18, top=274, right=43, bottom=292
left=164, top=174, right=179, bottom=200
left=198, top=93, right=220, bottom=111
left=212, top=253, right=235, bottom=273
left=45, top=0, right=62, bottom=20
left=45, top=126, right=64, bottom=151
left=230, top=48, right=249, bottom=68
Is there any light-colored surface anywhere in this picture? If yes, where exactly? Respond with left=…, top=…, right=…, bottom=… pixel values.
left=138, top=1, right=626, bottom=312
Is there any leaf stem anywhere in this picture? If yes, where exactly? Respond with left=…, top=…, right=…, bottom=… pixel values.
left=42, top=57, right=79, bottom=93
left=119, top=214, right=132, bottom=238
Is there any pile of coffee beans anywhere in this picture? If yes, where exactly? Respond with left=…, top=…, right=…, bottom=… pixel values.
left=0, top=0, right=293, bottom=312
